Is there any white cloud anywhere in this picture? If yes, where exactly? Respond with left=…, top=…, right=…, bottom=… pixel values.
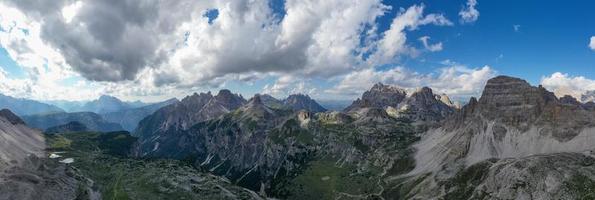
left=61, top=1, right=82, bottom=23
left=262, top=75, right=317, bottom=97
left=513, top=24, right=521, bottom=32
left=589, top=36, right=595, bottom=51
left=0, top=1, right=454, bottom=101
left=540, top=72, right=595, bottom=100
left=419, top=36, right=443, bottom=52
left=328, top=65, right=496, bottom=100
left=459, top=0, right=479, bottom=24
left=368, top=4, right=452, bottom=64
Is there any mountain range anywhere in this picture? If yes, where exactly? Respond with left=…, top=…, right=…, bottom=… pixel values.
left=46, top=95, right=149, bottom=114
left=0, top=94, right=64, bottom=116
left=2, top=75, right=595, bottom=199
left=22, top=111, right=125, bottom=132
left=101, top=98, right=178, bottom=131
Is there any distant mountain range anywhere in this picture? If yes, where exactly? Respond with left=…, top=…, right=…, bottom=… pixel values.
left=22, top=112, right=124, bottom=132
left=45, top=95, right=150, bottom=114
left=101, top=98, right=178, bottom=131
left=0, top=94, right=64, bottom=116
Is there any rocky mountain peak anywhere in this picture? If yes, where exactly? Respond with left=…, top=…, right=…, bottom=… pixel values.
left=215, top=89, right=246, bottom=110
left=0, top=109, right=25, bottom=125
left=472, top=76, right=560, bottom=125
left=239, top=94, right=276, bottom=120
left=397, top=87, right=455, bottom=123
left=249, top=94, right=263, bottom=105
left=284, top=94, right=327, bottom=113
left=98, top=95, right=121, bottom=102
left=344, top=83, right=407, bottom=112
left=581, top=90, right=595, bottom=102
left=438, top=93, right=455, bottom=107
left=559, top=95, right=581, bottom=105
left=181, top=92, right=214, bottom=106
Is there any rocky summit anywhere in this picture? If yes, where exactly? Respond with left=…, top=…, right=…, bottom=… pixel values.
left=345, top=83, right=455, bottom=124
left=406, top=75, right=595, bottom=199
left=344, top=82, right=407, bottom=112
left=133, top=89, right=246, bottom=138
left=283, top=94, right=327, bottom=113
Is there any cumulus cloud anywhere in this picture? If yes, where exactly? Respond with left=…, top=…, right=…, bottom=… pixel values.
left=369, top=4, right=452, bottom=64
left=0, top=0, right=454, bottom=101
left=590, top=36, right=595, bottom=51
left=540, top=72, right=595, bottom=101
left=459, top=0, right=479, bottom=24
left=328, top=65, right=496, bottom=100
left=419, top=36, right=443, bottom=52
left=262, top=75, right=317, bottom=97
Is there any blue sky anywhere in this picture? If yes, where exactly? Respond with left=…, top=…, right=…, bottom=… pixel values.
left=0, top=0, right=594, bottom=102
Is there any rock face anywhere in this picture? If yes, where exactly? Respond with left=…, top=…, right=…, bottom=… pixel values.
left=133, top=91, right=422, bottom=198
left=133, top=90, right=246, bottom=138
left=22, top=112, right=123, bottom=132
left=283, top=94, right=327, bottom=113
left=406, top=75, right=595, bottom=199
left=44, top=121, right=89, bottom=134
left=581, top=90, right=595, bottom=102
left=345, top=83, right=454, bottom=123
left=133, top=94, right=300, bottom=190
left=0, top=109, right=97, bottom=200
left=0, top=109, right=45, bottom=168
left=344, top=83, right=407, bottom=112
left=395, top=87, right=455, bottom=122
left=258, top=94, right=286, bottom=109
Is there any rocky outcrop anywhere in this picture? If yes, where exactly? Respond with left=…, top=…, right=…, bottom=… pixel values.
left=344, top=83, right=407, bottom=112
left=407, top=75, right=595, bottom=199
left=405, top=152, right=595, bottom=200
left=0, top=109, right=97, bottom=200
left=133, top=90, right=246, bottom=138
left=345, top=83, right=454, bottom=123
left=0, top=109, right=45, bottom=168
left=581, top=90, right=595, bottom=102
left=395, top=87, right=455, bottom=123
left=283, top=94, right=327, bottom=113
left=259, top=94, right=287, bottom=109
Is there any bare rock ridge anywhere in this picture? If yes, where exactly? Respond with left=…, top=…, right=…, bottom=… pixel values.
left=413, top=75, right=595, bottom=174
left=0, top=108, right=25, bottom=125
left=283, top=94, right=327, bottom=113
left=406, top=75, right=595, bottom=200
left=344, top=83, right=455, bottom=123
left=0, top=109, right=44, bottom=166
left=133, top=89, right=247, bottom=138
left=0, top=109, right=98, bottom=200
left=344, top=82, right=407, bottom=112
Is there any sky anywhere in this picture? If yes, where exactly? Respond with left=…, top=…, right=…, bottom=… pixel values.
left=0, top=0, right=594, bottom=103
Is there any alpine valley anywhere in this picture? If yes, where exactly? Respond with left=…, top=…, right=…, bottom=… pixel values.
left=1, top=76, right=595, bottom=199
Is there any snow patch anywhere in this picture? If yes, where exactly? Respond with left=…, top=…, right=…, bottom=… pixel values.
left=59, top=158, right=74, bottom=164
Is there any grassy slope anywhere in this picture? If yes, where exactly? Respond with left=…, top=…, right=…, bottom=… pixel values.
left=46, top=132, right=260, bottom=200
